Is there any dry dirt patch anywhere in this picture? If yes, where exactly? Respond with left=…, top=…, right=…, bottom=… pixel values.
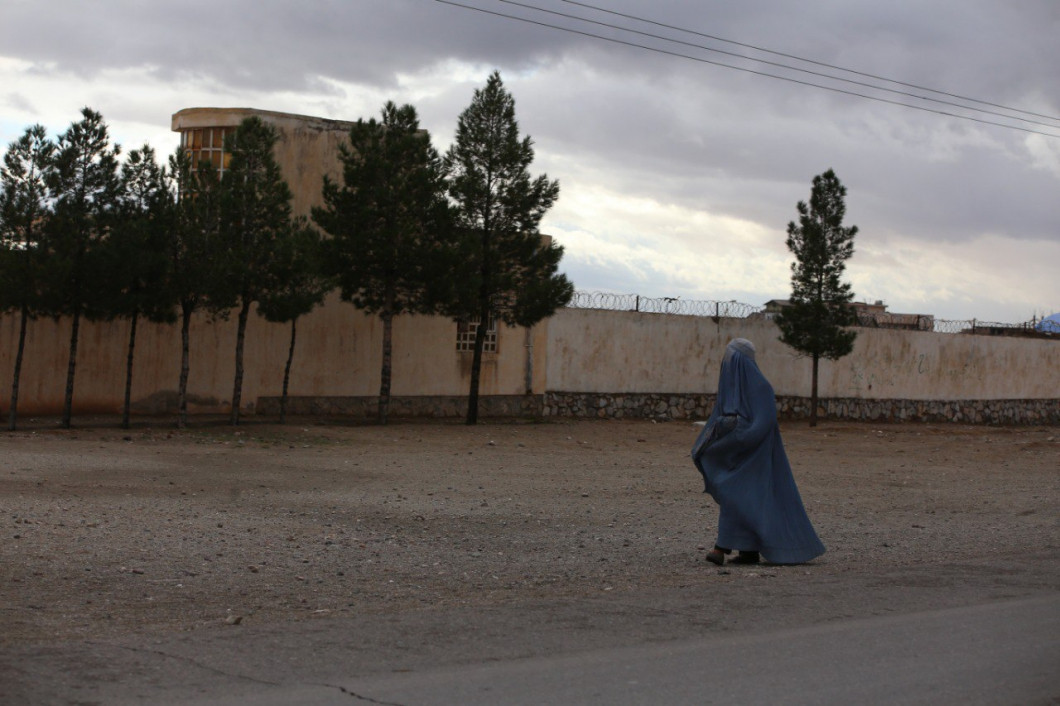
left=2, top=418, right=1057, bottom=647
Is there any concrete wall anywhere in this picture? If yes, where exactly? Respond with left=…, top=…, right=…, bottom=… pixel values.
left=545, top=308, right=1060, bottom=401
left=0, top=294, right=548, bottom=417
left=2, top=303, right=1057, bottom=421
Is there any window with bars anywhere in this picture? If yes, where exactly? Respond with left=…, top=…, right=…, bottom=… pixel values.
left=456, top=316, right=497, bottom=353
left=180, top=126, right=235, bottom=176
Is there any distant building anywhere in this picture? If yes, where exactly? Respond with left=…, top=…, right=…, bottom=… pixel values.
left=758, top=298, right=933, bottom=331
left=760, top=299, right=790, bottom=320
left=171, top=107, right=357, bottom=219
left=852, top=301, right=933, bottom=331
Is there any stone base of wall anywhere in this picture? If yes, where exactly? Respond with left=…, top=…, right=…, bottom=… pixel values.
left=256, top=393, right=1059, bottom=425
left=543, top=392, right=1060, bottom=425
left=794, top=396, right=1060, bottom=425
left=256, top=394, right=543, bottom=419
left=543, top=393, right=716, bottom=420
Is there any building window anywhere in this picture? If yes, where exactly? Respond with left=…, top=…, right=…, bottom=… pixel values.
left=180, top=126, right=235, bottom=177
left=456, top=316, right=497, bottom=353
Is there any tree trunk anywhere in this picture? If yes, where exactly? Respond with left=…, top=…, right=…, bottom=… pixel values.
left=230, top=299, right=252, bottom=425
left=7, top=303, right=29, bottom=431
left=810, top=353, right=820, bottom=427
left=61, top=308, right=81, bottom=429
left=523, top=326, right=533, bottom=395
left=466, top=303, right=490, bottom=426
left=466, top=322, right=484, bottom=425
left=178, top=304, right=192, bottom=430
left=280, top=318, right=296, bottom=425
left=122, top=311, right=139, bottom=430
left=378, top=311, right=393, bottom=425
left=467, top=225, right=492, bottom=426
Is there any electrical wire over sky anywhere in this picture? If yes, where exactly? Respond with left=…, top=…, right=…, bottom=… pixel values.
left=434, top=0, right=1060, bottom=138
left=562, top=0, right=1060, bottom=124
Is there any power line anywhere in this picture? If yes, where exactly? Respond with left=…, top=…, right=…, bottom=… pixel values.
left=563, top=0, right=1060, bottom=124
left=433, top=0, right=1060, bottom=139
left=498, top=0, right=1060, bottom=130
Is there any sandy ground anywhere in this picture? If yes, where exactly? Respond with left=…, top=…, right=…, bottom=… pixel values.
left=1, top=417, right=1058, bottom=701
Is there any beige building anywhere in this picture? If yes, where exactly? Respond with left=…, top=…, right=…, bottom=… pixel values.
left=172, top=107, right=357, bottom=219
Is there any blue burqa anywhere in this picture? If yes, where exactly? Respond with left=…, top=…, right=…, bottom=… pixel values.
left=692, top=340, right=825, bottom=564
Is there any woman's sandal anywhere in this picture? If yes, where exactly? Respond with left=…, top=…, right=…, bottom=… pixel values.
left=730, top=551, right=760, bottom=565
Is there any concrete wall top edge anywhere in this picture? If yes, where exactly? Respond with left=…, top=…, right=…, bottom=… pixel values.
left=171, top=107, right=358, bottom=133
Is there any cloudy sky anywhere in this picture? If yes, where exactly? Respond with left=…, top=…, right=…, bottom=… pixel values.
left=2, top=0, right=1058, bottom=323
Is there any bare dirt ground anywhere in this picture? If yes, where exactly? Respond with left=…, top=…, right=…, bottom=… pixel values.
left=1, top=417, right=1058, bottom=702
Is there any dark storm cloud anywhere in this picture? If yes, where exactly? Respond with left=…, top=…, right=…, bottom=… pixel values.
left=475, top=1, right=1059, bottom=237
left=3, top=0, right=1056, bottom=319
left=5, top=1, right=1056, bottom=130
left=0, top=0, right=579, bottom=91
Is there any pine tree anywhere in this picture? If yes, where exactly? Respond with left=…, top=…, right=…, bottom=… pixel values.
left=101, top=145, right=177, bottom=429
left=219, top=117, right=293, bottom=425
left=256, top=220, right=331, bottom=424
left=0, top=125, right=55, bottom=431
left=167, top=148, right=227, bottom=429
left=313, top=101, right=454, bottom=424
left=775, top=169, right=858, bottom=427
left=444, top=72, right=573, bottom=425
left=45, top=108, right=122, bottom=429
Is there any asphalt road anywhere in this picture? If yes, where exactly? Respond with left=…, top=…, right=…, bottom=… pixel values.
left=177, top=593, right=1059, bottom=706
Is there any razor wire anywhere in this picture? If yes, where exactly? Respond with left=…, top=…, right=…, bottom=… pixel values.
left=567, top=291, right=1056, bottom=338
left=566, top=291, right=762, bottom=318
left=931, top=318, right=1054, bottom=336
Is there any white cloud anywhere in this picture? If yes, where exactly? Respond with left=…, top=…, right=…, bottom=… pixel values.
left=851, top=232, right=1060, bottom=322
left=547, top=180, right=790, bottom=302
left=1, top=0, right=1057, bottom=324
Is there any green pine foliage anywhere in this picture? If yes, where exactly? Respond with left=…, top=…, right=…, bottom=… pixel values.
left=776, top=168, right=858, bottom=426
left=444, top=71, right=573, bottom=425
left=0, top=124, right=55, bottom=430
left=167, top=148, right=227, bottom=429
left=256, top=219, right=331, bottom=423
left=256, top=219, right=330, bottom=326
left=45, top=108, right=123, bottom=429
left=313, top=101, right=455, bottom=424
left=101, top=145, right=177, bottom=428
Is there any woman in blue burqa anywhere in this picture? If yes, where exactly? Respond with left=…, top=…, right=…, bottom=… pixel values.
left=692, top=338, right=825, bottom=566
